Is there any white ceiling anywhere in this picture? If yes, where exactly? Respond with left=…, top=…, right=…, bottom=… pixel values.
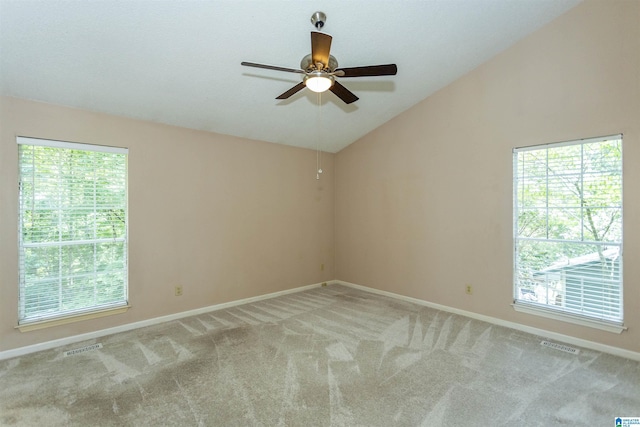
left=0, top=0, right=581, bottom=153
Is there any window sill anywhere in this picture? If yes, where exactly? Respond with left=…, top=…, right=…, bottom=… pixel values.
left=16, top=305, right=131, bottom=332
left=512, top=302, right=626, bottom=334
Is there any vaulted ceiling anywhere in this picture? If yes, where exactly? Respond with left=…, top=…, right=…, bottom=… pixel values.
left=0, top=0, right=581, bottom=153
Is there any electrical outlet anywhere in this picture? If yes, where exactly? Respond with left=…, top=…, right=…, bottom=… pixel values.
left=320, top=263, right=325, bottom=271
left=175, top=286, right=183, bottom=296
left=465, top=284, right=472, bottom=295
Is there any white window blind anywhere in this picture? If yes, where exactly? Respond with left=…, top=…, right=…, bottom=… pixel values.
left=17, top=137, right=128, bottom=324
left=513, top=135, right=623, bottom=326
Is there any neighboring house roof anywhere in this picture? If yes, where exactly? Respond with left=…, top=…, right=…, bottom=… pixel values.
left=541, top=247, right=620, bottom=274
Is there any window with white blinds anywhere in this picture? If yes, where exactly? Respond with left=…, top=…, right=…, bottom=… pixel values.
left=17, top=137, right=128, bottom=324
left=513, top=135, right=623, bottom=328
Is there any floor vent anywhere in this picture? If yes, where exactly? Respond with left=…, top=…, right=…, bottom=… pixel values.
left=63, top=343, right=103, bottom=357
left=540, top=340, right=579, bottom=355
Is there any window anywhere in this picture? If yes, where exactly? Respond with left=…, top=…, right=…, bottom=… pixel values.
left=17, top=137, right=128, bottom=326
left=513, top=135, right=623, bottom=331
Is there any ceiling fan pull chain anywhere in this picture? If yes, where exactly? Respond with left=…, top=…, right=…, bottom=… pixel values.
left=316, top=92, right=323, bottom=180
left=318, top=93, right=323, bottom=175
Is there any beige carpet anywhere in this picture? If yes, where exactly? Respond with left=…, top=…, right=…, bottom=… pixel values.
left=1, top=284, right=638, bottom=426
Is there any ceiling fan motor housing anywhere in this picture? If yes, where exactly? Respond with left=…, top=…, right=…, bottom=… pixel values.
left=301, top=54, right=338, bottom=72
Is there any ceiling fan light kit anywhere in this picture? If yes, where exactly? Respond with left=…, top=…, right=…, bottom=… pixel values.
left=241, top=11, right=397, bottom=104
left=304, top=72, right=334, bottom=93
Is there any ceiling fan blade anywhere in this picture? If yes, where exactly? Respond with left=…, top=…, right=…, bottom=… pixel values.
left=329, top=81, right=359, bottom=104
left=334, top=64, right=397, bottom=77
left=311, top=32, right=332, bottom=69
left=276, top=82, right=307, bottom=100
left=241, top=62, right=305, bottom=74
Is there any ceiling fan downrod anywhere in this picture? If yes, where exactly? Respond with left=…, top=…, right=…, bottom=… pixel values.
left=311, top=11, right=326, bottom=30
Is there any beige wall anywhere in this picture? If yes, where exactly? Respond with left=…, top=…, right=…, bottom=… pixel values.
left=335, top=0, right=640, bottom=353
left=0, top=96, right=334, bottom=352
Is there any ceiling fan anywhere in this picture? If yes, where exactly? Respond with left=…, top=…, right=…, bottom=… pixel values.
left=241, top=11, right=397, bottom=105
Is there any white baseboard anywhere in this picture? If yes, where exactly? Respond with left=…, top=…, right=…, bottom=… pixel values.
left=4, top=279, right=638, bottom=362
left=0, top=282, right=323, bottom=361
left=335, top=280, right=640, bottom=362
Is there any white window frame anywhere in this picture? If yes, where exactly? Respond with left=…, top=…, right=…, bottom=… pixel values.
left=17, top=137, right=129, bottom=330
left=512, top=135, right=625, bottom=333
